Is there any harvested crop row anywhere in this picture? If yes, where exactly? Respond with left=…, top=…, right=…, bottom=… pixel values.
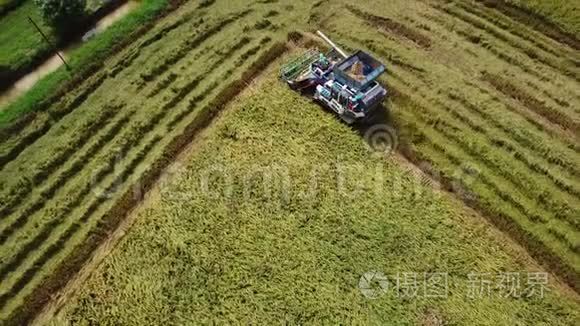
left=397, top=115, right=580, bottom=285
left=0, top=3, right=206, bottom=166
left=392, top=94, right=579, bottom=284
left=482, top=72, right=579, bottom=134
left=424, top=99, right=580, bottom=226
left=346, top=5, right=431, bottom=49
left=137, top=10, right=252, bottom=86
left=0, top=9, right=262, bottom=234
left=0, top=3, right=260, bottom=227
left=0, top=71, right=110, bottom=171
left=2, top=35, right=287, bottom=326
left=389, top=73, right=579, bottom=231
left=342, top=3, right=576, bottom=127
left=0, top=15, right=280, bottom=320
left=467, top=81, right=580, bottom=151
left=0, top=101, right=124, bottom=220
left=0, top=32, right=260, bottom=284
left=334, top=39, right=580, bottom=236
left=475, top=0, right=580, bottom=50
left=417, top=11, right=547, bottom=82
left=433, top=2, right=580, bottom=82
left=447, top=94, right=580, bottom=195
left=411, top=10, right=580, bottom=144
left=334, top=26, right=580, bottom=182
left=109, top=11, right=204, bottom=79
left=413, top=3, right=579, bottom=109
left=455, top=0, right=575, bottom=59
left=0, top=109, right=134, bottom=248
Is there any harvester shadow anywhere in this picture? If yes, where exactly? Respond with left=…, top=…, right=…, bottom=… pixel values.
left=352, top=103, right=399, bottom=151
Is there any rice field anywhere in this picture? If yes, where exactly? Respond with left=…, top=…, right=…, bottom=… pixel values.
left=47, top=55, right=580, bottom=325
left=0, top=0, right=578, bottom=324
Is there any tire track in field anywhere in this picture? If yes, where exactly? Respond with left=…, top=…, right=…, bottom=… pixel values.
left=0, top=35, right=264, bottom=313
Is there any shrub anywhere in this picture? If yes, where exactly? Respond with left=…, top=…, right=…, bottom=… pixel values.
left=33, top=0, right=86, bottom=31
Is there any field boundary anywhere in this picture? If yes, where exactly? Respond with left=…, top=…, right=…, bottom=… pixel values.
left=6, top=39, right=289, bottom=326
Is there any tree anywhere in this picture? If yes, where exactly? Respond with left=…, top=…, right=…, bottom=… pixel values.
left=34, top=0, right=86, bottom=31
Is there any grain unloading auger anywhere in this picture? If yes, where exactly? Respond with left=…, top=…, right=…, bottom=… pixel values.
left=281, top=31, right=388, bottom=124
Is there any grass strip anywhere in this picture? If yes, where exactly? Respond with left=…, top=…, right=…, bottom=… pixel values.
left=0, top=0, right=187, bottom=127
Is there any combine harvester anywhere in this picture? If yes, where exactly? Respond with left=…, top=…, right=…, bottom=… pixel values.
left=281, top=31, right=388, bottom=124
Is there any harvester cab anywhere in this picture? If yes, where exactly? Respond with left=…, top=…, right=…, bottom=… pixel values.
left=280, top=31, right=388, bottom=124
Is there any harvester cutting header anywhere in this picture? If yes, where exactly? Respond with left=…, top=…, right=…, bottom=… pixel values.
left=281, top=31, right=388, bottom=124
